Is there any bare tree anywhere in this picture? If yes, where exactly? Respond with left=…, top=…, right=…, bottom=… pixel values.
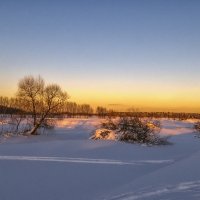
left=0, top=96, right=27, bottom=135
left=8, top=97, right=25, bottom=134
left=17, top=75, right=69, bottom=135
left=17, top=75, right=44, bottom=126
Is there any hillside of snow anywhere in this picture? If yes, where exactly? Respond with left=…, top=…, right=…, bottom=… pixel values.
left=0, top=118, right=199, bottom=200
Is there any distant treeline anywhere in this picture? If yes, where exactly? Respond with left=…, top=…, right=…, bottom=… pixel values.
left=0, top=96, right=200, bottom=120
left=111, top=112, right=200, bottom=120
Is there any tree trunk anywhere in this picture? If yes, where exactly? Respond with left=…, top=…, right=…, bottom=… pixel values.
left=29, top=123, right=40, bottom=135
left=29, top=111, right=49, bottom=135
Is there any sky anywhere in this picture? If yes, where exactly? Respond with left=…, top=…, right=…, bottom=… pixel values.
left=0, top=0, right=200, bottom=112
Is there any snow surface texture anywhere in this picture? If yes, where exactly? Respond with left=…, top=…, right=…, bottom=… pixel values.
left=0, top=118, right=199, bottom=200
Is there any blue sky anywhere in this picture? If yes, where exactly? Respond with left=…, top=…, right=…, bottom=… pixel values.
left=0, top=0, right=200, bottom=111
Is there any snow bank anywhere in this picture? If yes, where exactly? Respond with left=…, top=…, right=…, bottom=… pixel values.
left=160, top=119, right=194, bottom=136
left=55, top=117, right=101, bottom=129
left=90, top=129, right=117, bottom=140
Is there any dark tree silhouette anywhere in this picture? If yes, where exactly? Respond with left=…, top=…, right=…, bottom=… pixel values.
left=17, top=75, right=69, bottom=135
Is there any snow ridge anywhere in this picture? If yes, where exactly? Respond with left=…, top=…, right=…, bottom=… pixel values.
left=0, top=156, right=173, bottom=165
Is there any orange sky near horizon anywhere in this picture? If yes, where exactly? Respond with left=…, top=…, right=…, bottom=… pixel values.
left=1, top=78, right=200, bottom=113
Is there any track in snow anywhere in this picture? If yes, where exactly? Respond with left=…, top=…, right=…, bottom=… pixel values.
left=105, top=180, right=200, bottom=200
left=0, top=156, right=174, bottom=165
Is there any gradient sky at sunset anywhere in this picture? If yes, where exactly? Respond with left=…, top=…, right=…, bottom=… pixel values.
left=0, top=0, right=200, bottom=112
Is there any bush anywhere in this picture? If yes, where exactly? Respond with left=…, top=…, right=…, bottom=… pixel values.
left=101, top=118, right=117, bottom=130
left=97, top=116, right=168, bottom=145
left=194, top=121, right=200, bottom=131
left=194, top=121, right=200, bottom=137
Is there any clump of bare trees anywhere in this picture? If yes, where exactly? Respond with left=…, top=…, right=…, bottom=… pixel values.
left=64, top=102, right=93, bottom=117
left=17, top=75, right=69, bottom=135
left=0, top=75, right=70, bottom=137
left=96, top=106, right=107, bottom=118
left=99, top=116, right=169, bottom=145
left=0, top=75, right=96, bottom=137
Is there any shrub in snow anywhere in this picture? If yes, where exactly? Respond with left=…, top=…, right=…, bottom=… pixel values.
left=194, top=121, right=200, bottom=137
left=90, top=129, right=116, bottom=140
left=101, top=118, right=117, bottom=130
left=117, top=117, right=164, bottom=144
left=92, top=117, right=168, bottom=145
left=194, top=121, right=200, bottom=130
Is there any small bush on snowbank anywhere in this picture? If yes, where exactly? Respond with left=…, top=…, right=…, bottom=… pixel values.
left=92, top=117, right=169, bottom=145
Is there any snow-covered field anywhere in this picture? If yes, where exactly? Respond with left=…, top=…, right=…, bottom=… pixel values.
left=0, top=118, right=200, bottom=200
